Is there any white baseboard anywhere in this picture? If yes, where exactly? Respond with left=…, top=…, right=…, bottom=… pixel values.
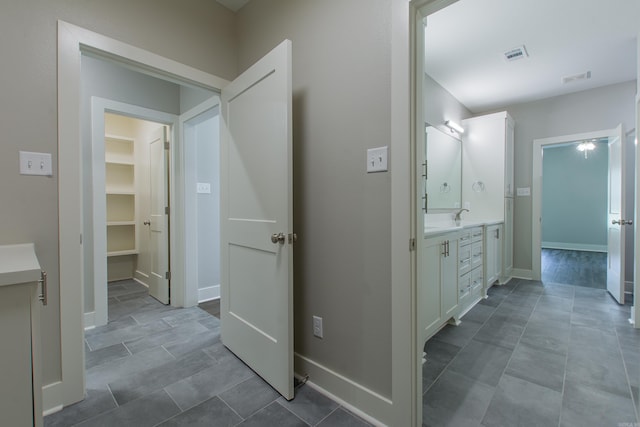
left=198, top=284, right=220, bottom=302
left=542, top=242, right=607, bottom=253
left=510, top=268, right=533, bottom=280
left=84, top=311, right=95, bottom=330
left=42, top=381, right=64, bottom=416
left=134, top=270, right=149, bottom=286
left=294, top=353, right=390, bottom=426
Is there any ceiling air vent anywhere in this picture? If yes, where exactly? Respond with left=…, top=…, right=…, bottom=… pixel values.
left=562, top=71, right=592, bottom=84
left=503, top=45, right=529, bottom=62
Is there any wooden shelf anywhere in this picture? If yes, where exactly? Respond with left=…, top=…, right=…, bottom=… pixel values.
left=105, top=133, right=137, bottom=258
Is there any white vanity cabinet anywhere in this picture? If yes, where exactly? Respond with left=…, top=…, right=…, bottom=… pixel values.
left=458, top=227, right=483, bottom=316
left=0, top=244, right=43, bottom=427
left=485, top=223, right=503, bottom=292
left=462, top=111, right=514, bottom=284
left=420, top=232, right=459, bottom=342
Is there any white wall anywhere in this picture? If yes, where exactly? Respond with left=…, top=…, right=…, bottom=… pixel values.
left=424, top=73, right=472, bottom=134
left=194, top=110, right=221, bottom=299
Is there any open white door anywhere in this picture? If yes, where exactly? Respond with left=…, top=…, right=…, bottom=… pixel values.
left=149, top=126, right=170, bottom=304
left=607, top=124, right=626, bottom=304
left=220, top=40, right=293, bottom=399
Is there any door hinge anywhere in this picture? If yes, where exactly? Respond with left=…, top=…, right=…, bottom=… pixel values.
left=164, top=141, right=170, bottom=150
left=165, top=271, right=171, bottom=280
left=410, top=238, right=417, bottom=251
left=165, top=206, right=170, bottom=215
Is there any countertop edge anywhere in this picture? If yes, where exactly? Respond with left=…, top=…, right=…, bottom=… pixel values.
left=0, top=243, right=42, bottom=287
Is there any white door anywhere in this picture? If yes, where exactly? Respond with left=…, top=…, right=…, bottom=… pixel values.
left=607, top=124, right=626, bottom=304
left=149, top=126, right=170, bottom=304
left=220, top=40, right=294, bottom=399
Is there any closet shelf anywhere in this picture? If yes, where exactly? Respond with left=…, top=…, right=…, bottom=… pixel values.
left=107, top=250, right=138, bottom=257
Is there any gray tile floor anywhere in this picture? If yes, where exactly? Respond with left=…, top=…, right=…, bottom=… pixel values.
left=541, top=249, right=607, bottom=289
left=423, top=279, right=640, bottom=427
left=45, top=280, right=370, bottom=427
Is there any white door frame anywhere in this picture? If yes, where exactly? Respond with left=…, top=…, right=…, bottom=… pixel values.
left=57, top=20, right=228, bottom=409
left=531, top=127, right=621, bottom=281
left=90, top=98, right=177, bottom=328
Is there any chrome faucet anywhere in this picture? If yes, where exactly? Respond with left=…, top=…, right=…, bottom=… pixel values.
left=454, top=208, right=469, bottom=226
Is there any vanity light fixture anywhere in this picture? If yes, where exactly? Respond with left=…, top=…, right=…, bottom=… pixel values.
left=444, top=120, right=464, bottom=134
left=576, top=140, right=596, bottom=159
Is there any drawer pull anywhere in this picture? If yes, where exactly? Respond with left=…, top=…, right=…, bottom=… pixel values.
left=39, top=270, right=47, bottom=306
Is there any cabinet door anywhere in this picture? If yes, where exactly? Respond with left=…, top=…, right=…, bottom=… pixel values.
left=420, top=237, right=444, bottom=342
left=502, top=199, right=513, bottom=281
left=442, top=239, right=459, bottom=318
left=504, top=117, right=515, bottom=197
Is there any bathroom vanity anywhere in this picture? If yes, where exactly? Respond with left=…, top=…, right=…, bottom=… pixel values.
left=0, top=243, right=44, bottom=427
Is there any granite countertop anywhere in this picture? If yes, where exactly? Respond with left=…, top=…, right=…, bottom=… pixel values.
left=0, top=243, right=42, bottom=286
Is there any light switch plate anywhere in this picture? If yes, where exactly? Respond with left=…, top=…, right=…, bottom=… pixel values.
left=196, top=182, right=211, bottom=194
left=367, top=146, right=388, bottom=173
left=20, top=151, right=53, bottom=176
left=516, top=187, right=531, bottom=197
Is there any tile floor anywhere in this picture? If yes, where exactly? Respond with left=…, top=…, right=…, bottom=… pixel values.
left=423, top=279, right=640, bottom=427
left=45, top=280, right=370, bottom=427
left=541, top=249, right=607, bottom=289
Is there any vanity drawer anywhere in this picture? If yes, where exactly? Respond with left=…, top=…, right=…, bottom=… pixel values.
left=471, top=241, right=483, bottom=269
left=459, top=270, right=471, bottom=299
left=471, top=267, right=483, bottom=291
left=458, top=230, right=472, bottom=246
left=471, top=227, right=483, bottom=243
left=458, top=245, right=472, bottom=275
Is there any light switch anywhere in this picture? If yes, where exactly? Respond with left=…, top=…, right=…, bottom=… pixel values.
left=196, top=182, right=211, bottom=194
left=20, top=151, right=53, bottom=176
left=516, top=187, right=531, bottom=197
left=367, top=146, right=388, bottom=173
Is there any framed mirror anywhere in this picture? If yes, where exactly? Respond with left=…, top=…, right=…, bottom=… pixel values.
left=425, top=124, right=462, bottom=210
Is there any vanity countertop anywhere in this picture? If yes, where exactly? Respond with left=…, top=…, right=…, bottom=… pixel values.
left=424, top=219, right=504, bottom=236
left=0, top=243, right=41, bottom=287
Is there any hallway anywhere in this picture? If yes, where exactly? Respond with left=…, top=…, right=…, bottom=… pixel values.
left=423, top=279, right=639, bottom=426
left=45, top=280, right=370, bottom=427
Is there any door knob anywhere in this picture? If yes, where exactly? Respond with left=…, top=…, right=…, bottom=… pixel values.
left=612, top=219, right=633, bottom=225
left=271, top=233, right=286, bottom=244
left=144, top=220, right=151, bottom=226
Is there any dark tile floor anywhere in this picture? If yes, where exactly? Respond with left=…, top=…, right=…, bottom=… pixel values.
left=45, top=280, right=370, bottom=427
left=541, top=249, right=607, bottom=289
left=423, top=279, right=640, bottom=427
left=198, top=299, right=221, bottom=319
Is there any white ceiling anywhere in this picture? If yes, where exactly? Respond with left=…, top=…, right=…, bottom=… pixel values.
left=425, top=0, right=640, bottom=113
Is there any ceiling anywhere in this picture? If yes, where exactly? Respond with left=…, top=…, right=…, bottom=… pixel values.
left=425, top=0, right=640, bottom=113
left=216, top=0, right=250, bottom=12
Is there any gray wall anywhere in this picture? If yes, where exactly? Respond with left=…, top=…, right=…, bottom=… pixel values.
left=237, top=0, right=393, bottom=397
left=424, top=73, right=472, bottom=133
left=504, top=81, right=637, bottom=273
left=0, top=0, right=237, bottom=386
left=542, top=143, right=608, bottom=250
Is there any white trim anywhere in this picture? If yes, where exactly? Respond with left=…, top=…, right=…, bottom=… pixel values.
left=541, top=242, right=607, bottom=253
left=294, top=353, right=391, bottom=426
left=634, top=92, right=640, bottom=329
left=84, top=312, right=95, bottom=330
left=392, top=1, right=418, bottom=426
left=134, top=271, right=149, bottom=286
left=301, top=379, right=386, bottom=427
left=42, top=381, right=64, bottom=416
left=532, top=127, right=619, bottom=281
left=91, top=97, right=178, bottom=327
left=511, top=268, right=533, bottom=280
left=198, top=285, right=220, bottom=302
left=58, top=20, right=229, bottom=408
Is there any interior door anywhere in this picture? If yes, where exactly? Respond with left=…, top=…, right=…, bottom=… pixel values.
left=220, top=40, right=294, bottom=399
left=149, top=126, right=170, bottom=304
left=607, top=124, right=626, bottom=304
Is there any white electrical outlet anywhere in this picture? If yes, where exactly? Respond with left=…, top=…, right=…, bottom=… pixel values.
left=517, top=187, right=531, bottom=197
left=366, top=146, right=388, bottom=173
left=313, top=315, right=323, bottom=338
left=19, top=151, right=53, bottom=176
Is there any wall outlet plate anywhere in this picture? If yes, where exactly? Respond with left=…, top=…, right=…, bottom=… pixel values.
left=20, top=151, right=53, bottom=176
left=196, top=182, right=211, bottom=194
left=367, top=146, right=388, bottom=173
left=312, top=315, right=323, bottom=338
left=516, top=187, right=531, bottom=196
